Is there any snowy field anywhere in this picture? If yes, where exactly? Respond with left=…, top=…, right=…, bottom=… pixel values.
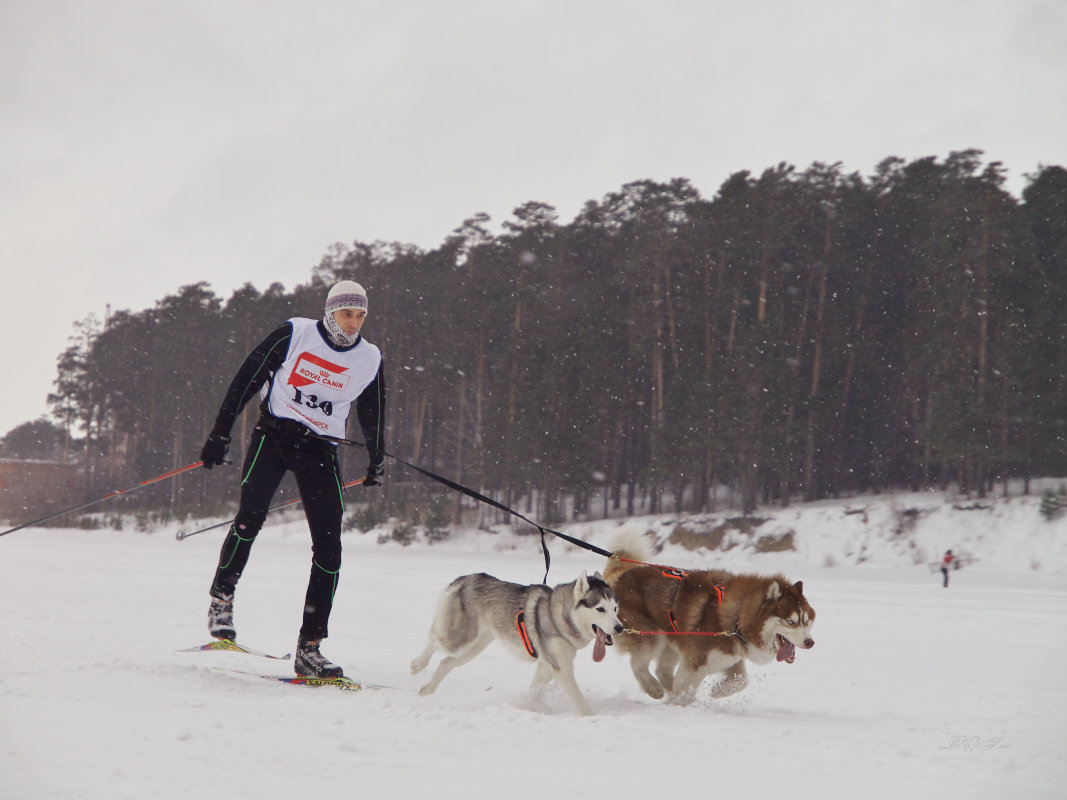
left=2, top=490, right=1065, bottom=800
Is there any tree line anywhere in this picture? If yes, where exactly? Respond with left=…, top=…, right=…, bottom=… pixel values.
left=6, top=150, right=1066, bottom=523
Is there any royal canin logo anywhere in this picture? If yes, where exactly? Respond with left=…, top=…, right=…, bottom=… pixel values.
left=287, top=352, right=350, bottom=391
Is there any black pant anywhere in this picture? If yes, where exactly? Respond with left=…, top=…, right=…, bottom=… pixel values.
left=211, top=420, right=345, bottom=641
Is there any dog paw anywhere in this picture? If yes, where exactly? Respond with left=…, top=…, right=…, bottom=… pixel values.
left=666, top=687, right=698, bottom=706
left=710, top=677, right=748, bottom=699
left=639, top=682, right=665, bottom=700
left=410, top=650, right=434, bottom=674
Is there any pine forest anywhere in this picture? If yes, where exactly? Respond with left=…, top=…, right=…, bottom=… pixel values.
left=4, top=151, right=1066, bottom=526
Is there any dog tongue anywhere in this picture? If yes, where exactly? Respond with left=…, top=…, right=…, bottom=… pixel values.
left=593, top=627, right=607, bottom=662
left=777, top=638, right=796, bottom=663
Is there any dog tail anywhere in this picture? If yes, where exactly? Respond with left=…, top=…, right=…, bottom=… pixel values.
left=603, top=527, right=655, bottom=584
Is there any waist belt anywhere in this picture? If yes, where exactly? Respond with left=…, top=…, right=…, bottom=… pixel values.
left=256, top=415, right=332, bottom=451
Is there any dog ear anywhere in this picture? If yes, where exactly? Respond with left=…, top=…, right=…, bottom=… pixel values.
left=593, top=570, right=604, bottom=581
left=576, top=571, right=589, bottom=595
left=793, top=580, right=804, bottom=594
left=765, top=580, right=782, bottom=601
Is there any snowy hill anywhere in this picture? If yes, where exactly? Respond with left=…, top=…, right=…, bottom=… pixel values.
left=363, top=483, right=1067, bottom=579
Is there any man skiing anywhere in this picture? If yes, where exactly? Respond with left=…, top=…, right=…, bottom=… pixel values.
left=198, top=280, right=385, bottom=678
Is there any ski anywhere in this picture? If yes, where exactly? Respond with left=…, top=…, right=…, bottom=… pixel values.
left=211, top=667, right=388, bottom=691
left=179, top=640, right=292, bottom=660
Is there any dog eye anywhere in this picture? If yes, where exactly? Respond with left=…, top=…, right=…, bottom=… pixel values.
left=786, top=619, right=797, bottom=626
left=596, top=606, right=605, bottom=613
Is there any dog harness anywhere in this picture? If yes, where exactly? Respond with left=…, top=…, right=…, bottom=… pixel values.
left=661, top=568, right=725, bottom=634
left=516, top=610, right=538, bottom=658
left=653, top=571, right=729, bottom=640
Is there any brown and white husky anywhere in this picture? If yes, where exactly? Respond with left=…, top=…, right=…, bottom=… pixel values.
left=604, top=531, right=815, bottom=704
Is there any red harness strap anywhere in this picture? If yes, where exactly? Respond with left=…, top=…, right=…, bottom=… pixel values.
left=664, top=576, right=725, bottom=633
left=627, top=631, right=738, bottom=640
left=516, top=610, right=537, bottom=658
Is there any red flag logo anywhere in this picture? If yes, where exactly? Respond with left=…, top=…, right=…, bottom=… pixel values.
left=287, top=352, right=350, bottom=391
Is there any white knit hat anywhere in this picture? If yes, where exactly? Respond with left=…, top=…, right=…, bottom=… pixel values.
left=325, top=280, right=368, bottom=315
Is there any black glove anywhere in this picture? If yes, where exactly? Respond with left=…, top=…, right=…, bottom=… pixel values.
left=364, top=452, right=384, bottom=486
left=200, top=433, right=231, bottom=469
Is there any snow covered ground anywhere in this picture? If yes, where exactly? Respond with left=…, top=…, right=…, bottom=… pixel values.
left=2, top=488, right=1065, bottom=800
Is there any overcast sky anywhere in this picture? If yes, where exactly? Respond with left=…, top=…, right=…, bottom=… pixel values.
left=2, top=0, right=1066, bottom=441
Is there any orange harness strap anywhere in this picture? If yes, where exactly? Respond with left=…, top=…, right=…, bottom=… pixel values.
left=516, top=610, right=537, bottom=658
left=668, top=610, right=681, bottom=632
left=664, top=573, right=725, bottom=635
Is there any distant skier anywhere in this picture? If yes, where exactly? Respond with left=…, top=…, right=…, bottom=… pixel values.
left=940, top=550, right=955, bottom=588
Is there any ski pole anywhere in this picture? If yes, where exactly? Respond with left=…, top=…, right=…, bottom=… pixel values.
left=0, top=461, right=205, bottom=538
left=175, top=477, right=366, bottom=541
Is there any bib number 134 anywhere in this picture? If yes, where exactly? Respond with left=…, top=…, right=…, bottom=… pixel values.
left=292, top=388, right=333, bottom=417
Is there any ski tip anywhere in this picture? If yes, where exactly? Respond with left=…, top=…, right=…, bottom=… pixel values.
left=178, top=640, right=235, bottom=653
left=175, top=530, right=187, bottom=541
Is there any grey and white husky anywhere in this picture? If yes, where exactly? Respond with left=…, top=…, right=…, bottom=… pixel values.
left=410, top=571, right=624, bottom=716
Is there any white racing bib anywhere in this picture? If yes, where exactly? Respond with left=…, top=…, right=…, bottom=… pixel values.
left=263, top=318, right=381, bottom=438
